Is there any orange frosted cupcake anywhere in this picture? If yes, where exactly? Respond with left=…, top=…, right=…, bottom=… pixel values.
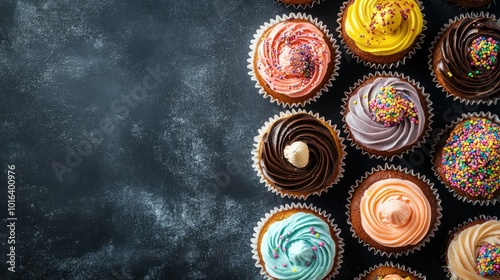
left=249, top=13, right=340, bottom=107
left=347, top=165, right=442, bottom=257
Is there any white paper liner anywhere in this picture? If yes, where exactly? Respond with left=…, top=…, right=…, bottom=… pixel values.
left=428, top=12, right=499, bottom=106
left=251, top=203, right=344, bottom=280
left=247, top=13, right=341, bottom=108
left=345, top=163, right=443, bottom=258
left=336, top=0, right=427, bottom=69
left=354, top=261, right=426, bottom=280
left=430, top=111, right=500, bottom=206
left=443, top=215, right=499, bottom=279
left=273, top=0, right=323, bottom=9
left=340, top=71, right=434, bottom=161
left=252, top=109, right=347, bottom=200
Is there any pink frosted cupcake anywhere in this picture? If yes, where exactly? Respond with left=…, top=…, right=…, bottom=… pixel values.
left=248, top=13, right=341, bottom=107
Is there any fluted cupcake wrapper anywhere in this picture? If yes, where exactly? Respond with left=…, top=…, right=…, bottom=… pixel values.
left=430, top=111, right=500, bottom=206
left=428, top=12, right=499, bottom=106
left=443, top=215, right=499, bottom=279
left=354, top=261, right=426, bottom=280
left=273, top=0, right=323, bottom=9
left=251, top=203, right=344, bottom=280
left=340, top=71, right=434, bottom=161
left=345, top=164, right=443, bottom=258
left=252, top=109, right=347, bottom=200
left=336, top=0, right=426, bottom=69
left=248, top=13, right=341, bottom=108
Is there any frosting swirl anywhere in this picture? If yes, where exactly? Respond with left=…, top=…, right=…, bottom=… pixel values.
left=360, top=178, right=431, bottom=247
left=447, top=220, right=500, bottom=280
left=345, top=77, right=426, bottom=152
left=256, top=20, right=331, bottom=97
left=344, top=0, right=423, bottom=55
left=434, top=17, right=500, bottom=100
left=261, top=212, right=336, bottom=280
left=260, top=113, right=340, bottom=193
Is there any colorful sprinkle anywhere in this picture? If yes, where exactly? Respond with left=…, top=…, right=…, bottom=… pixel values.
left=315, top=233, right=320, bottom=238
left=312, top=246, right=317, bottom=251
left=292, top=267, right=297, bottom=273
left=447, top=71, right=452, bottom=77
left=283, top=263, right=287, bottom=268
left=441, top=118, right=500, bottom=199
left=319, top=241, right=325, bottom=247
left=476, top=243, right=500, bottom=277
left=468, top=36, right=499, bottom=75
left=368, top=85, right=418, bottom=127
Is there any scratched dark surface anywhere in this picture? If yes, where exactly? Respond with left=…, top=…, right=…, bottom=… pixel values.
left=0, top=0, right=499, bottom=279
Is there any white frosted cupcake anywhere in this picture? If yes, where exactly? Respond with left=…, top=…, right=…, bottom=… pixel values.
left=445, top=216, right=500, bottom=280
left=252, top=109, right=346, bottom=200
left=248, top=13, right=341, bottom=107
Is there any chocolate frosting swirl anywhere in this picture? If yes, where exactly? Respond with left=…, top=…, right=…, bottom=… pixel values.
left=260, top=113, right=339, bottom=193
left=435, top=17, right=500, bottom=99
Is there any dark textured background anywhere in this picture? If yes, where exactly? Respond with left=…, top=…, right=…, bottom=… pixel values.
left=0, top=0, right=498, bottom=279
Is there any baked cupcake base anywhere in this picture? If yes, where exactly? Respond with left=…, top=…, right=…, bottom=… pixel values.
left=431, top=111, right=500, bottom=206
left=355, top=262, right=426, bottom=280
left=251, top=203, right=344, bottom=280
left=346, top=164, right=442, bottom=257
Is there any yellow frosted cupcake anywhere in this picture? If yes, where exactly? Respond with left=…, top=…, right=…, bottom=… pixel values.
left=337, top=0, right=426, bottom=68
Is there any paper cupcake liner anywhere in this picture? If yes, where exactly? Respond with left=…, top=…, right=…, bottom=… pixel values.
left=354, top=261, right=426, bottom=280
left=252, top=109, right=347, bottom=200
left=247, top=13, right=341, bottom=108
left=430, top=111, right=500, bottom=206
left=345, top=163, right=443, bottom=258
left=340, top=71, right=434, bottom=161
left=273, top=0, right=323, bottom=9
left=428, top=12, right=499, bottom=106
left=336, top=0, right=427, bottom=69
left=251, top=203, right=344, bottom=280
left=443, top=215, right=499, bottom=279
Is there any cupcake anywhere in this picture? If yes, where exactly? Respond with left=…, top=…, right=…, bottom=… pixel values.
left=274, top=0, right=322, bottom=9
left=248, top=13, right=341, bottom=107
left=346, top=164, right=442, bottom=257
left=429, top=13, right=500, bottom=105
left=355, top=262, right=426, bottom=280
left=445, top=0, right=492, bottom=8
left=432, top=112, right=500, bottom=205
left=445, top=216, right=500, bottom=280
left=252, top=110, right=346, bottom=199
left=251, top=203, right=344, bottom=280
left=337, top=0, right=426, bottom=68
left=342, top=72, right=432, bottom=160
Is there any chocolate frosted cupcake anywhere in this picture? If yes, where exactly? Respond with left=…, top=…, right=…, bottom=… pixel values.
left=251, top=203, right=344, bottom=280
left=445, top=0, right=492, bottom=8
left=346, top=164, right=442, bottom=257
left=432, top=112, right=500, bottom=205
left=248, top=13, right=341, bottom=107
left=342, top=72, right=432, bottom=160
left=337, top=0, right=426, bottom=68
left=430, top=13, right=500, bottom=105
left=252, top=110, right=346, bottom=199
left=445, top=216, right=500, bottom=280
left=355, top=262, right=426, bottom=280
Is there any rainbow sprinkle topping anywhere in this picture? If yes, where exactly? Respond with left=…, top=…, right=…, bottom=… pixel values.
left=368, top=85, right=418, bottom=127
left=476, top=243, right=500, bottom=277
left=468, top=36, right=499, bottom=77
left=441, top=118, right=500, bottom=199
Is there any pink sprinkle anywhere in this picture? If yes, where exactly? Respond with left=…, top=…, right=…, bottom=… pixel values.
left=319, top=242, right=324, bottom=247
left=312, top=246, right=317, bottom=251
